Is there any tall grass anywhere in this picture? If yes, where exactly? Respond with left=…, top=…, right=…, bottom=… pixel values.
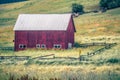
left=0, top=26, right=14, bottom=47
left=0, top=65, right=120, bottom=80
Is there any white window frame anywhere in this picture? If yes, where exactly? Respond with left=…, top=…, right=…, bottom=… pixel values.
left=53, top=44, right=61, bottom=48
left=41, top=44, right=46, bottom=48
left=19, top=44, right=26, bottom=49
left=36, top=44, right=40, bottom=48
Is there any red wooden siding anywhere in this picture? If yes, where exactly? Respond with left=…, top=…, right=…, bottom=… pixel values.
left=14, top=31, right=67, bottom=51
left=66, top=16, right=75, bottom=48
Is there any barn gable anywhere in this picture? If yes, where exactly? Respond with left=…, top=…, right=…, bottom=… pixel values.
left=14, top=14, right=75, bottom=31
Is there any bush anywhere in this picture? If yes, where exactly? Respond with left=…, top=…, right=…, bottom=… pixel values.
left=72, top=3, right=84, bottom=14
left=107, top=58, right=119, bottom=64
left=99, top=0, right=120, bottom=9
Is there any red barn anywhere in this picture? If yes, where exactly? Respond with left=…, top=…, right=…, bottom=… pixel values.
left=13, top=14, right=76, bottom=51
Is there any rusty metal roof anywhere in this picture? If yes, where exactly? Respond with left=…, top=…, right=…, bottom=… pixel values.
left=13, top=14, right=72, bottom=31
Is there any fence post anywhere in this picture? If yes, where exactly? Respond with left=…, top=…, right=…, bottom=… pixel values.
left=79, top=56, right=82, bottom=61
left=79, top=49, right=81, bottom=61
left=87, top=52, right=89, bottom=56
left=53, top=54, right=55, bottom=59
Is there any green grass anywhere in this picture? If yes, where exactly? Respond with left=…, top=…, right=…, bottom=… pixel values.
left=106, top=8, right=120, bottom=15
left=74, top=8, right=120, bottom=36
left=0, top=0, right=99, bottom=27
left=0, top=0, right=120, bottom=80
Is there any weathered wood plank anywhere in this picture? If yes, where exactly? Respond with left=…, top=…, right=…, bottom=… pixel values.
left=0, top=56, right=30, bottom=60
left=33, top=54, right=55, bottom=59
left=0, top=47, right=14, bottom=50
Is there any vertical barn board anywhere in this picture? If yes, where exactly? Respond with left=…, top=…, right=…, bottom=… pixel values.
left=41, top=31, right=46, bottom=43
left=46, top=31, right=53, bottom=48
left=14, top=31, right=18, bottom=51
left=37, top=31, right=42, bottom=44
left=62, top=31, right=68, bottom=49
left=28, top=31, right=37, bottom=48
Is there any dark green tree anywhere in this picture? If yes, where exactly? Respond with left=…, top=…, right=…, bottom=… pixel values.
left=99, top=0, right=120, bottom=9
left=72, top=3, right=84, bottom=14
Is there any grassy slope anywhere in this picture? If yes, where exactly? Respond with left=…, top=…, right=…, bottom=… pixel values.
left=0, top=0, right=99, bottom=26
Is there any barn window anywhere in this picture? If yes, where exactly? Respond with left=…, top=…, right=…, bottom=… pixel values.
left=36, top=44, right=40, bottom=48
left=53, top=44, right=61, bottom=48
left=41, top=44, right=46, bottom=48
left=19, top=44, right=26, bottom=49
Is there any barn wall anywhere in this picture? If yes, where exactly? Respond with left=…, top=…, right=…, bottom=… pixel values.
left=14, top=31, right=28, bottom=51
left=66, top=17, right=75, bottom=47
left=14, top=30, right=67, bottom=51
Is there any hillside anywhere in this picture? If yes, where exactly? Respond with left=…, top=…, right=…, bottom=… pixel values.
left=0, top=0, right=120, bottom=34
left=0, top=0, right=99, bottom=26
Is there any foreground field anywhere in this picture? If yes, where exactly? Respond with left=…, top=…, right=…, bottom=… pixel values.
left=0, top=64, right=120, bottom=80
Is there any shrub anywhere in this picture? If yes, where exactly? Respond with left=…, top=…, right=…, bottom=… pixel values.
left=99, top=0, right=120, bottom=9
left=72, top=3, right=84, bottom=14
left=107, top=58, right=119, bottom=64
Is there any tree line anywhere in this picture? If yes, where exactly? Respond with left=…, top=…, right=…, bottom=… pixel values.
left=72, top=0, right=120, bottom=14
left=0, top=0, right=27, bottom=4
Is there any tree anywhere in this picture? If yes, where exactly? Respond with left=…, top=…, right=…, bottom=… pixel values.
left=99, top=0, right=120, bottom=9
left=72, top=3, right=84, bottom=14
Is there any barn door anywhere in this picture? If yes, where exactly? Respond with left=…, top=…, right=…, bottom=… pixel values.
left=68, top=43, right=72, bottom=49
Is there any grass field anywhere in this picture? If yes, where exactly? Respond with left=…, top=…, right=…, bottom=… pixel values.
left=0, top=0, right=120, bottom=80
left=0, top=64, right=120, bottom=80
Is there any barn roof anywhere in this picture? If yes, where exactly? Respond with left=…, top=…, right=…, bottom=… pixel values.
left=14, top=14, right=73, bottom=31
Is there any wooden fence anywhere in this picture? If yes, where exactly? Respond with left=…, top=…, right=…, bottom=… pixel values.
left=33, top=54, right=55, bottom=59
left=0, top=56, right=30, bottom=60
left=79, top=42, right=115, bottom=48
left=88, top=43, right=117, bottom=56
left=79, top=43, right=117, bottom=61
left=0, top=43, right=117, bottom=62
left=0, top=47, right=14, bottom=50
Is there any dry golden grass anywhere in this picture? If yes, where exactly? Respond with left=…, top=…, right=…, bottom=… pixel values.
left=0, top=26, right=14, bottom=46
left=0, top=64, right=120, bottom=80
